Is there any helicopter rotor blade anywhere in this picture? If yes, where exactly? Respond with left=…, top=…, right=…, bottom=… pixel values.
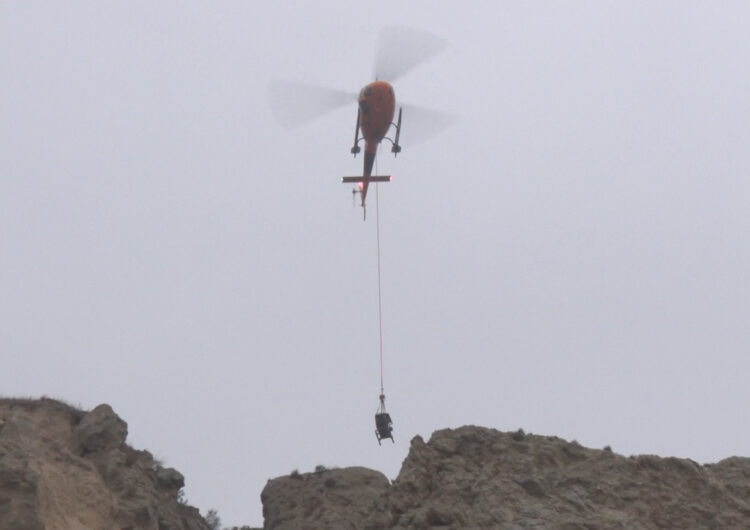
left=269, top=80, right=356, bottom=128
left=398, top=103, right=456, bottom=148
left=374, top=26, right=447, bottom=83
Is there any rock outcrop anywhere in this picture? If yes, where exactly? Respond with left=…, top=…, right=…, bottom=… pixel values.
left=0, top=397, right=209, bottom=530
left=262, top=466, right=390, bottom=530
left=261, top=426, right=750, bottom=529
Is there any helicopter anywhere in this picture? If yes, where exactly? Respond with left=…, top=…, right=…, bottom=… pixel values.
left=269, top=26, right=454, bottom=219
left=268, top=27, right=453, bottom=445
left=342, top=80, right=400, bottom=217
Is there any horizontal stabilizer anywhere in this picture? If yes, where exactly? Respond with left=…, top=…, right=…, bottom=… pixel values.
left=342, top=176, right=392, bottom=183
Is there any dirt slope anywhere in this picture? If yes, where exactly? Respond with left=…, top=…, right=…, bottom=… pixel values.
left=262, top=426, right=750, bottom=529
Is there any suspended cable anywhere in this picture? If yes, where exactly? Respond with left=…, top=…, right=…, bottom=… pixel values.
left=375, top=158, right=385, bottom=396
left=372, top=157, right=394, bottom=445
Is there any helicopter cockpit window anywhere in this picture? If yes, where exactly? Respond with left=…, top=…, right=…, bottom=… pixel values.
left=364, top=86, right=372, bottom=96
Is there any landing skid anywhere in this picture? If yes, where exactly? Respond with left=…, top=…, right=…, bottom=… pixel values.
left=389, top=107, right=402, bottom=155
left=350, top=107, right=361, bottom=156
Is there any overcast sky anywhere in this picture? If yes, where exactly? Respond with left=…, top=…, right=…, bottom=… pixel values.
left=2, top=1, right=749, bottom=526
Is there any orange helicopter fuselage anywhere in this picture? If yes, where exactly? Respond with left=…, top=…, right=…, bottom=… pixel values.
left=359, top=80, right=396, bottom=159
left=355, top=81, right=395, bottom=209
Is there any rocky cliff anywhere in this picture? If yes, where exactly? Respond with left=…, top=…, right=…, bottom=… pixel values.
left=0, top=397, right=210, bottom=530
left=261, top=426, right=750, bottom=529
left=4, top=399, right=750, bottom=529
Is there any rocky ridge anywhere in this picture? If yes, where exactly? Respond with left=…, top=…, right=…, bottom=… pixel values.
left=261, top=426, right=750, bottom=529
left=4, top=398, right=750, bottom=529
left=0, top=397, right=210, bottom=530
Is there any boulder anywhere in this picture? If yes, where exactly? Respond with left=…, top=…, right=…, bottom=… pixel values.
left=75, top=403, right=127, bottom=454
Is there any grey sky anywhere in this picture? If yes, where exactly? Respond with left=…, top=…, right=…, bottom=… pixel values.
left=2, top=2, right=749, bottom=526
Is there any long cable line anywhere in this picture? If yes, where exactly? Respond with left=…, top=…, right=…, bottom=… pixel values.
left=375, top=181, right=384, bottom=395
left=373, top=157, right=393, bottom=445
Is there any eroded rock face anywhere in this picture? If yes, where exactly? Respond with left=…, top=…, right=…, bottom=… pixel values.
left=0, top=398, right=209, bottom=530
left=261, top=426, right=750, bottom=530
left=382, top=427, right=750, bottom=529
